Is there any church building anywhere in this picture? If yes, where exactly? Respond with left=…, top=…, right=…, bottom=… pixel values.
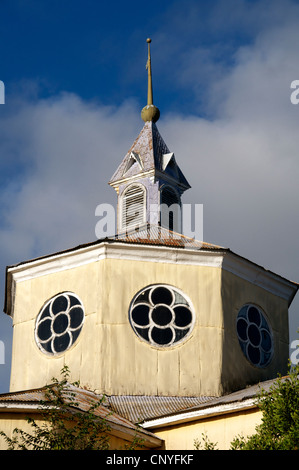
left=0, top=39, right=298, bottom=450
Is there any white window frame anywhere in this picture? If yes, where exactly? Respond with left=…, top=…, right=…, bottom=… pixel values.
left=120, top=183, right=147, bottom=232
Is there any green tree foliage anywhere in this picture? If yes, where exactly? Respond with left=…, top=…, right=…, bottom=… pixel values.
left=0, top=366, right=111, bottom=450
left=194, top=363, right=299, bottom=450
left=194, top=433, right=218, bottom=450
left=231, top=363, right=299, bottom=450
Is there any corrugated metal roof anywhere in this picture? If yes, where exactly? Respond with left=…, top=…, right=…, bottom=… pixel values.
left=0, top=377, right=287, bottom=435
left=5, top=225, right=224, bottom=273
left=0, top=387, right=48, bottom=404
left=1, top=378, right=279, bottom=424
left=0, top=385, right=163, bottom=447
left=112, top=224, right=223, bottom=250
left=107, top=395, right=215, bottom=423
left=0, top=386, right=213, bottom=423
left=107, top=378, right=279, bottom=423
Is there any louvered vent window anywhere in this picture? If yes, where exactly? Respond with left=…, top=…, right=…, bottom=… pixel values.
left=122, top=184, right=146, bottom=230
left=160, top=187, right=181, bottom=232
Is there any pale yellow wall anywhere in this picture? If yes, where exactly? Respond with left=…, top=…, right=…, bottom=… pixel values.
left=0, top=412, right=150, bottom=450
left=9, top=255, right=224, bottom=397
left=8, top=250, right=290, bottom=399
left=0, top=408, right=262, bottom=450
left=152, top=408, right=263, bottom=450
left=10, top=261, right=99, bottom=392
left=0, top=412, right=46, bottom=450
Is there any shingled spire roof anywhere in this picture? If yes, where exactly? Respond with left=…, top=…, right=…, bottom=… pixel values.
left=109, top=120, right=190, bottom=190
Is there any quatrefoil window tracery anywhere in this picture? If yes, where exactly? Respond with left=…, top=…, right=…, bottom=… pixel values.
left=129, top=285, right=195, bottom=347
left=35, top=292, right=85, bottom=355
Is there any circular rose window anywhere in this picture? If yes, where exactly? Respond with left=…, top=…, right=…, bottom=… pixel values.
left=35, top=292, right=85, bottom=355
left=129, top=285, right=195, bottom=347
left=236, top=304, right=273, bottom=368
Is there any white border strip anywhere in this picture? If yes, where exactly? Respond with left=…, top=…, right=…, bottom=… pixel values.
left=142, top=398, right=257, bottom=429
left=6, top=241, right=297, bottom=318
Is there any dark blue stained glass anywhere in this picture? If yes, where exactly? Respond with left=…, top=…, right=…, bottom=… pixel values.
left=261, top=350, right=272, bottom=365
left=248, top=323, right=261, bottom=347
left=40, top=304, right=51, bottom=320
left=238, top=305, right=248, bottom=319
left=51, top=295, right=68, bottom=315
left=152, top=305, right=172, bottom=326
left=236, top=304, right=273, bottom=368
left=130, top=285, right=194, bottom=347
left=53, top=332, right=71, bottom=353
left=135, top=327, right=149, bottom=342
left=175, top=328, right=189, bottom=342
left=151, top=326, right=173, bottom=345
left=69, top=295, right=81, bottom=307
left=37, top=319, right=52, bottom=341
left=69, top=307, right=84, bottom=329
left=236, top=318, right=247, bottom=342
left=132, top=304, right=150, bottom=326
left=174, top=306, right=192, bottom=327
left=248, top=306, right=261, bottom=326
left=36, top=293, right=84, bottom=355
left=174, top=291, right=189, bottom=305
left=151, top=286, right=173, bottom=306
left=41, top=339, right=53, bottom=353
left=135, top=289, right=150, bottom=304
left=247, top=344, right=260, bottom=365
left=261, top=329, right=272, bottom=352
left=53, top=313, right=69, bottom=335
left=71, top=329, right=82, bottom=343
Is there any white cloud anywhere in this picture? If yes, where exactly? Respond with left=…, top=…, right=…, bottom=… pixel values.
left=158, top=1, right=299, bottom=348
left=0, top=91, right=141, bottom=263
left=0, top=0, right=298, bottom=391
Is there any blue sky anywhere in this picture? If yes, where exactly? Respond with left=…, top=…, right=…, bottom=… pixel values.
left=0, top=0, right=299, bottom=392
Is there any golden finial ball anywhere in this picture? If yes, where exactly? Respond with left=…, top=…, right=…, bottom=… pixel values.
left=146, top=38, right=151, bottom=43
left=141, top=104, right=160, bottom=123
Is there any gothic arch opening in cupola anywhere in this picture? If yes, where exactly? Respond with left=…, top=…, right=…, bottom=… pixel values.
left=121, top=183, right=146, bottom=232
left=160, top=185, right=181, bottom=232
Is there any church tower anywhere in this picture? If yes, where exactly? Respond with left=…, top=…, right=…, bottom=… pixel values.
left=3, top=40, right=298, bottom=401
left=109, top=39, right=190, bottom=234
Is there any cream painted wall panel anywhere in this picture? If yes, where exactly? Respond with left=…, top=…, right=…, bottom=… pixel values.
left=10, top=320, right=33, bottom=391
left=10, top=251, right=289, bottom=397
left=188, top=265, right=223, bottom=328
left=221, top=270, right=290, bottom=394
left=12, top=261, right=99, bottom=324
left=9, top=261, right=100, bottom=391
left=131, top=335, right=159, bottom=396
left=10, top=319, right=65, bottom=391
left=96, top=258, right=105, bottom=324
left=77, top=312, right=97, bottom=390
left=153, top=408, right=263, bottom=450
left=198, top=327, right=223, bottom=396
left=61, top=302, right=99, bottom=388
left=99, top=258, right=224, bottom=396
left=157, top=348, right=180, bottom=396
left=102, top=258, right=223, bottom=326
left=109, top=324, right=139, bottom=395
left=130, top=331, right=158, bottom=395
left=178, top=335, right=201, bottom=396
left=11, top=263, right=97, bottom=390
left=11, top=281, right=32, bottom=326
left=0, top=413, right=46, bottom=450
left=94, top=324, right=113, bottom=394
